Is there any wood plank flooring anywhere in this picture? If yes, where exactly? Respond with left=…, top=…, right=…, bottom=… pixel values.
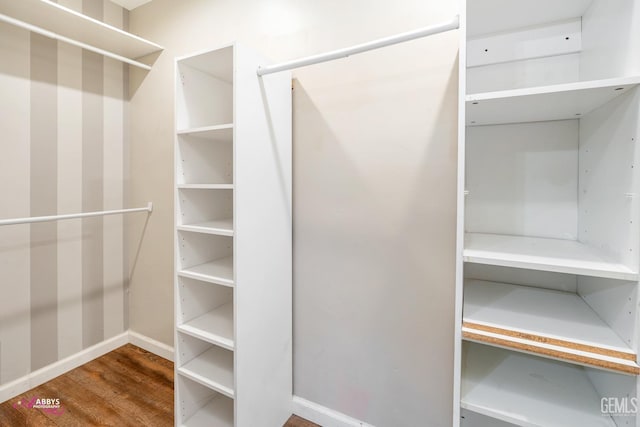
left=0, top=344, right=319, bottom=426
left=286, top=415, right=322, bottom=427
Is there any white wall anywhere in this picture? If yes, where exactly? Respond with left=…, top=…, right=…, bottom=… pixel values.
left=128, top=1, right=459, bottom=425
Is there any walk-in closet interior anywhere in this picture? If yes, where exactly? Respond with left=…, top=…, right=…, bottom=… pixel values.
left=0, top=0, right=638, bottom=426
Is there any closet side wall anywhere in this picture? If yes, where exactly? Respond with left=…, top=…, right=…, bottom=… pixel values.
left=0, top=0, right=129, bottom=386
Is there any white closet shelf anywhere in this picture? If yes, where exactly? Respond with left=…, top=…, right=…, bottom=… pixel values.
left=178, top=346, right=234, bottom=399
left=178, top=256, right=234, bottom=287
left=463, top=280, right=639, bottom=375
left=467, top=0, right=592, bottom=37
left=177, top=124, right=233, bottom=142
left=178, top=184, right=234, bottom=190
left=0, top=0, right=162, bottom=63
left=464, top=233, right=639, bottom=281
left=178, top=219, right=234, bottom=237
left=177, top=302, right=234, bottom=351
left=462, top=343, right=617, bottom=427
left=182, top=395, right=234, bottom=427
left=466, top=76, right=640, bottom=126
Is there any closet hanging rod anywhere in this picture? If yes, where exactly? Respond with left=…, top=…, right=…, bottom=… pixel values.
left=257, top=15, right=459, bottom=76
left=0, top=203, right=153, bottom=227
left=0, top=13, right=152, bottom=70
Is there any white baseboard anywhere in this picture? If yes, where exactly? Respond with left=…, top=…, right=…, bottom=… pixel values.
left=128, top=330, right=174, bottom=361
left=292, top=396, right=375, bottom=427
left=0, top=332, right=129, bottom=403
left=0, top=330, right=175, bottom=404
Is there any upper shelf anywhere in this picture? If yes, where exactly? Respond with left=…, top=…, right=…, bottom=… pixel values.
left=0, top=0, right=163, bottom=69
left=467, top=0, right=592, bottom=37
left=464, top=233, right=639, bottom=281
left=466, top=76, right=640, bottom=126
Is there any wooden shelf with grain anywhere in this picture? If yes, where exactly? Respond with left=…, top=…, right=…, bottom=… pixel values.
left=463, top=280, right=639, bottom=375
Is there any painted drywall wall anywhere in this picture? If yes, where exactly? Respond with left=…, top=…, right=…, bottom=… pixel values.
left=128, top=0, right=458, bottom=425
left=0, top=0, right=129, bottom=386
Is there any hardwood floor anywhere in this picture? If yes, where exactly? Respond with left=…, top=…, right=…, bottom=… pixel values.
left=0, top=344, right=320, bottom=426
left=285, top=415, right=321, bottom=427
left=0, top=344, right=174, bottom=426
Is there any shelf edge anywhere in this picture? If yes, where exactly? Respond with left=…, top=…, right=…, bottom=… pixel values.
left=462, top=327, right=640, bottom=375
left=462, top=253, right=639, bottom=281
left=466, top=75, right=640, bottom=102
left=177, top=368, right=235, bottom=399
left=177, top=324, right=235, bottom=351
left=177, top=225, right=234, bottom=237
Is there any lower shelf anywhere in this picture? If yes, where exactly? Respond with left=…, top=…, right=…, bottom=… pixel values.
left=178, top=346, right=234, bottom=399
left=461, top=409, right=515, bottom=427
left=183, top=395, right=234, bottom=427
left=177, top=302, right=234, bottom=350
left=463, top=280, right=639, bottom=375
left=462, top=343, right=617, bottom=427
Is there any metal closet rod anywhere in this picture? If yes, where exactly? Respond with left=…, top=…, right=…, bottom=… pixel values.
left=257, top=15, right=460, bottom=76
left=0, top=203, right=153, bottom=227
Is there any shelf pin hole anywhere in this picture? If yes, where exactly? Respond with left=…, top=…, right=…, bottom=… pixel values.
left=565, top=36, right=570, bottom=40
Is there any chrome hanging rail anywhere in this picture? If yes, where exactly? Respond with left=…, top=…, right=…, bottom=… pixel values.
left=0, top=203, right=153, bottom=227
left=257, top=15, right=459, bottom=76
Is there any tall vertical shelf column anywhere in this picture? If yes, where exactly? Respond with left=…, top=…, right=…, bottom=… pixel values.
left=174, top=43, right=292, bottom=427
left=456, top=1, right=640, bottom=426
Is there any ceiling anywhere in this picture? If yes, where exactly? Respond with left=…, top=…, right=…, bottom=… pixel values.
left=109, top=0, right=152, bottom=11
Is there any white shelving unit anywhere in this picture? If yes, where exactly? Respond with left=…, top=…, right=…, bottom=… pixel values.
left=175, top=43, right=292, bottom=427
left=0, top=0, right=162, bottom=69
left=456, top=0, right=640, bottom=425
